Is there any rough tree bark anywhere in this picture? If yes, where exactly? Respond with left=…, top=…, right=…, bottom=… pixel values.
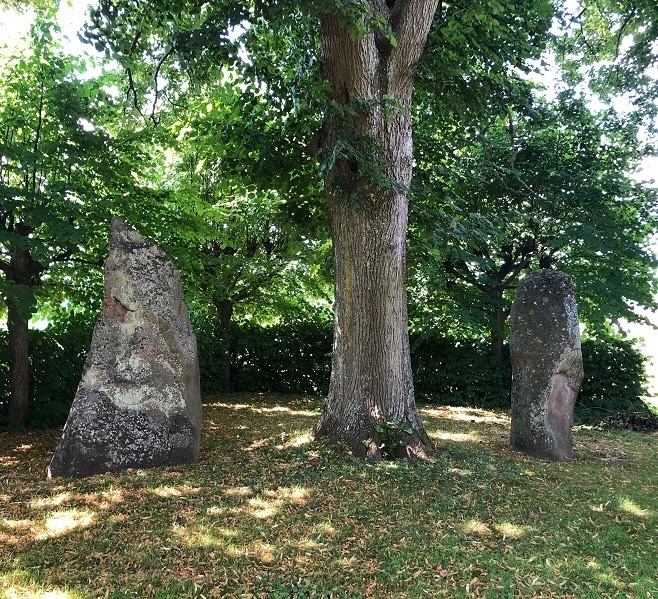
left=7, top=299, right=29, bottom=429
left=5, top=241, right=42, bottom=429
left=314, top=1, right=439, bottom=459
left=215, top=299, right=234, bottom=388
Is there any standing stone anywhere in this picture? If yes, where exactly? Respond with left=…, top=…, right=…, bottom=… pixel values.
left=48, top=218, right=202, bottom=478
left=509, top=269, right=584, bottom=461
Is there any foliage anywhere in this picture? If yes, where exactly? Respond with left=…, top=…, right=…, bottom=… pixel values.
left=558, top=0, right=658, bottom=124
left=411, top=335, right=512, bottom=408
left=196, top=316, right=333, bottom=396
left=0, top=314, right=93, bottom=427
left=0, top=16, right=154, bottom=316
left=579, top=334, right=650, bottom=420
left=1, top=394, right=658, bottom=597
left=1, top=307, right=650, bottom=427
left=410, top=90, right=658, bottom=346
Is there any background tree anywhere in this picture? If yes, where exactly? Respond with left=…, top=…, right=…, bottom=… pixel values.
left=558, top=0, right=658, bottom=123
left=410, top=91, right=657, bottom=360
left=0, top=17, right=156, bottom=427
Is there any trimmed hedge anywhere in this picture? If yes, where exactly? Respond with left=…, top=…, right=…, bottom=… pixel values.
left=0, top=319, right=91, bottom=428
left=0, top=317, right=649, bottom=427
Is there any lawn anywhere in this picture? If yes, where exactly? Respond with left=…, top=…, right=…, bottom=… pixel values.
left=1, top=394, right=657, bottom=598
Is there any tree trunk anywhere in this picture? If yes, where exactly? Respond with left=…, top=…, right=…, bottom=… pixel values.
left=215, top=299, right=233, bottom=389
left=491, top=304, right=506, bottom=365
left=314, top=2, right=439, bottom=460
left=488, top=287, right=509, bottom=365
left=7, top=299, right=29, bottom=429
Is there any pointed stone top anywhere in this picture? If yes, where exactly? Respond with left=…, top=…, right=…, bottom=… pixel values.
left=110, top=216, right=149, bottom=249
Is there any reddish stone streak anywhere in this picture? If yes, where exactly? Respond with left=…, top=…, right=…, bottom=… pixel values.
left=546, top=373, right=577, bottom=460
left=104, top=296, right=131, bottom=323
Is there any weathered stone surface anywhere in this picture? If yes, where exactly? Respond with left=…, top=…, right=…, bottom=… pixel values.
left=509, top=269, right=584, bottom=461
left=48, top=218, right=202, bottom=478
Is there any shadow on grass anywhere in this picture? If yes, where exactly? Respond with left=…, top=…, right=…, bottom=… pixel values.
left=1, top=393, right=657, bottom=598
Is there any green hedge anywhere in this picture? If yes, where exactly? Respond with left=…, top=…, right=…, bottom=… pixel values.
left=0, top=317, right=649, bottom=427
left=196, top=320, right=333, bottom=395
left=0, top=319, right=91, bottom=428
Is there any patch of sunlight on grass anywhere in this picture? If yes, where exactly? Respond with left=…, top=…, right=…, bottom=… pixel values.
left=462, top=519, right=492, bottom=536
left=222, top=486, right=253, bottom=498
left=315, top=522, right=337, bottom=535
left=1, top=573, right=83, bottom=598
left=243, top=486, right=309, bottom=519
left=619, top=498, right=653, bottom=518
left=206, top=505, right=228, bottom=516
left=422, top=406, right=509, bottom=424
left=152, top=486, right=183, bottom=498
left=209, top=402, right=318, bottom=417
left=247, top=497, right=279, bottom=519
left=434, top=431, right=480, bottom=443
left=251, top=541, right=276, bottom=563
left=494, top=522, right=532, bottom=539
left=15, top=444, right=33, bottom=453
left=587, top=558, right=602, bottom=570
left=173, top=524, right=240, bottom=549
left=5, top=588, right=81, bottom=599
left=149, top=484, right=203, bottom=499
left=0, top=456, right=19, bottom=467
left=594, top=571, right=627, bottom=589
left=449, top=467, right=473, bottom=476
left=29, top=490, right=123, bottom=511
left=36, top=509, right=95, bottom=540
left=263, top=486, right=309, bottom=504
left=29, top=493, right=72, bottom=509
left=276, top=432, right=312, bottom=449
left=0, top=520, right=31, bottom=545
left=296, top=538, right=320, bottom=550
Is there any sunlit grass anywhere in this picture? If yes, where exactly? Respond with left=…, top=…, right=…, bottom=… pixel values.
left=1, top=392, right=657, bottom=598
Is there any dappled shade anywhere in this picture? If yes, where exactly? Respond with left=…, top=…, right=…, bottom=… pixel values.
left=1, top=393, right=657, bottom=597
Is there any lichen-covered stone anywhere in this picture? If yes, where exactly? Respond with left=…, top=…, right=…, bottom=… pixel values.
left=48, top=218, right=202, bottom=478
left=509, top=269, right=584, bottom=461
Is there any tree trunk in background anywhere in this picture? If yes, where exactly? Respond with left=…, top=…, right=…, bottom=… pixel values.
left=215, top=299, right=234, bottom=389
left=314, top=2, right=439, bottom=459
left=7, top=299, right=29, bottom=429
left=491, top=303, right=506, bottom=365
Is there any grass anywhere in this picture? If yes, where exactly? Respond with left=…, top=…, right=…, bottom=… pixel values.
left=1, top=393, right=657, bottom=598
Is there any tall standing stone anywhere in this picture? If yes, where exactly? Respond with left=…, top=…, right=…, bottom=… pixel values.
left=48, top=218, right=202, bottom=478
left=509, top=269, right=584, bottom=461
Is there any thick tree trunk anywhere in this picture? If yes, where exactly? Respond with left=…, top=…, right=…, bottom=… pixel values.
left=314, top=2, right=439, bottom=460
left=215, top=299, right=233, bottom=389
left=7, top=300, right=29, bottom=429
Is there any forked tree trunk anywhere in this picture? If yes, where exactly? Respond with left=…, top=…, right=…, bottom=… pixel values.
left=7, top=299, right=29, bottom=429
left=314, top=2, right=439, bottom=459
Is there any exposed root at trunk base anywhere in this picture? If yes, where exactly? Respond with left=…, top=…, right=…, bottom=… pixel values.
left=314, top=419, right=437, bottom=462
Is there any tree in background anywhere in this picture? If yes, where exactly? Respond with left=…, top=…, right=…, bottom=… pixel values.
left=558, top=0, right=658, bottom=124
left=410, top=90, right=657, bottom=360
left=0, top=16, right=156, bottom=427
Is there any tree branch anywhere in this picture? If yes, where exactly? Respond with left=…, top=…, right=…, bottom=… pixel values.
left=390, top=0, right=440, bottom=84
left=125, top=67, right=145, bottom=120
left=150, top=46, right=176, bottom=125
